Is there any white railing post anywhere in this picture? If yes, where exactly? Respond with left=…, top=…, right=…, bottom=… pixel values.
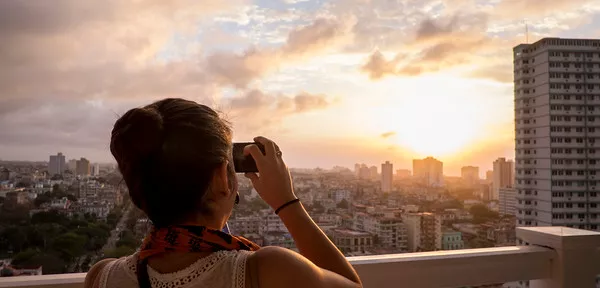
left=517, top=227, right=600, bottom=288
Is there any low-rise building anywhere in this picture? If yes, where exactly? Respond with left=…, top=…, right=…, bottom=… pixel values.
left=229, top=216, right=261, bottom=235
left=78, top=202, right=110, bottom=219
left=260, top=214, right=288, bottom=234
left=442, top=230, right=464, bottom=250
left=353, top=213, right=408, bottom=252
left=331, top=190, right=351, bottom=204
left=263, top=232, right=296, bottom=250
left=332, top=229, right=373, bottom=255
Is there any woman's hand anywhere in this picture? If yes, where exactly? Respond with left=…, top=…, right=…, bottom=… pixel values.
left=243, top=136, right=297, bottom=210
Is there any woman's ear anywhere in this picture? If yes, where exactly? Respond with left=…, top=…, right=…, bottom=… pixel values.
left=213, top=161, right=232, bottom=197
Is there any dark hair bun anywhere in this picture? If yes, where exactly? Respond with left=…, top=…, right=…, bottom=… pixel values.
left=111, top=107, right=164, bottom=162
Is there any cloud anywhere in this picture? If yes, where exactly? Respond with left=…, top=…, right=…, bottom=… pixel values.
left=361, top=51, right=404, bottom=80
left=206, top=48, right=278, bottom=89
left=283, top=18, right=350, bottom=55
left=491, top=0, right=596, bottom=20
left=381, top=131, right=396, bottom=138
left=206, top=16, right=353, bottom=88
left=416, top=17, right=457, bottom=41
left=0, top=0, right=342, bottom=161
left=361, top=12, right=493, bottom=79
left=223, top=90, right=334, bottom=131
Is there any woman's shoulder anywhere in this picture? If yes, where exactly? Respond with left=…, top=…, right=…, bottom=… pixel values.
left=84, top=258, right=117, bottom=288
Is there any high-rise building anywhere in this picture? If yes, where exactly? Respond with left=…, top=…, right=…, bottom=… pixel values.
left=357, top=164, right=370, bottom=179
left=381, top=161, right=393, bottom=192
left=396, top=169, right=411, bottom=179
left=492, top=158, right=514, bottom=200
left=76, top=158, right=91, bottom=176
left=67, top=159, right=77, bottom=172
left=461, top=166, right=480, bottom=186
left=413, top=157, right=444, bottom=187
left=485, top=170, right=493, bottom=184
left=402, top=212, right=442, bottom=252
left=48, top=152, right=66, bottom=176
left=499, top=187, right=517, bottom=216
left=514, top=37, right=600, bottom=231
left=91, top=163, right=100, bottom=176
left=369, top=166, right=378, bottom=180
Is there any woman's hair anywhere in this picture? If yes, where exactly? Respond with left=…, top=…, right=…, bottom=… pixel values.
left=110, top=98, right=232, bottom=227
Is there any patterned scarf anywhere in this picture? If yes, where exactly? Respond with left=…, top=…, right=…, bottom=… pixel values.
left=137, top=225, right=260, bottom=288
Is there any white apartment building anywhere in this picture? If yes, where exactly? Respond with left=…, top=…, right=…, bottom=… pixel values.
left=381, top=161, right=393, bottom=192
left=352, top=213, right=408, bottom=252
left=229, top=216, right=261, bottom=235
left=499, top=187, right=517, bottom=216
left=331, top=190, right=351, bottom=204
left=413, top=157, right=444, bottom=187
left=402, top=212, right=442, bottom=252
left=260, top=214, right=288, bottom=234
left=492, top=158, right=514, bottom=200
left=514, top=37, right=600, bottom=231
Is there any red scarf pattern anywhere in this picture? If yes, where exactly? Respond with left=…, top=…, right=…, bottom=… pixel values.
left=137, top=225, right=260, bottom=287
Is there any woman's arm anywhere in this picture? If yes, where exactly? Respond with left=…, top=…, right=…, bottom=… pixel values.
left=276, top=201, right=361, bottom=283
left=244, top=137, right=361, bottom=287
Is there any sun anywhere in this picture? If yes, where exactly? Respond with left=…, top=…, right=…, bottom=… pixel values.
left=372, top=75, right=490, bottom=158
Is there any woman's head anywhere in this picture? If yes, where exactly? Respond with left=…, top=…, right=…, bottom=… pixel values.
left=110, top=98, right=237, bottom=228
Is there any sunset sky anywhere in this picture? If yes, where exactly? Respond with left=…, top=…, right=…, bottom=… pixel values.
left=1, top=0, right=600, bottom=176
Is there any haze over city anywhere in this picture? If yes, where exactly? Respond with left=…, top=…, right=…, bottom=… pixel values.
left=2, top=0, right=600, bottom=175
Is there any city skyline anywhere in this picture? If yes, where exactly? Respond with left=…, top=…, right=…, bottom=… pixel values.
left=2, top=1, right=600, bottom=175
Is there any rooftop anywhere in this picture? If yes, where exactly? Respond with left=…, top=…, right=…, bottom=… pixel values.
left=333, top=229, right=372, bottom=237
left=0, top=227, right=598, bottom=288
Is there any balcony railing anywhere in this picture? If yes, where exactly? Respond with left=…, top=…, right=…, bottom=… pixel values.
left=0, top=227, right=599, bottom=288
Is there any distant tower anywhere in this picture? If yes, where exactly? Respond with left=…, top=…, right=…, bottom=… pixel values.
left=48, top=152, right=66, bottom=176
left=381, top=161, right=393, bottom=192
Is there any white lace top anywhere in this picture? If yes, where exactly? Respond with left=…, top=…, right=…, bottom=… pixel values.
left=98, top=250, right=254, bottom=288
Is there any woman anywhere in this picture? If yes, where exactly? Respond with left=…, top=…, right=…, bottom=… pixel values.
left=84, top=98, right=362, bottom=288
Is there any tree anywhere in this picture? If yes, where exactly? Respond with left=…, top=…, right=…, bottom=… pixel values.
left=312, top=201, right=325, bottom=213
left=25, top=223, right=61, bottom=249
left=104, top=246, right=136, bottom=259
left=34, top=194, right=51, bottom=207
left=31, top=210, right=69, bottom=226
left=52, top=184, right=62, bottom=194
left=469, top=204, right=499, bottom=223
left=336, top=199, right=349, bottom=209
left=11, top=248, right=38, bottom=264
left=1, top=226, right=28, bottom=252
left=15, top=252, right=65, bottom=274
left=51, top=232, right=87, bottom=261
left=116, top=231, right=139, bottom=248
